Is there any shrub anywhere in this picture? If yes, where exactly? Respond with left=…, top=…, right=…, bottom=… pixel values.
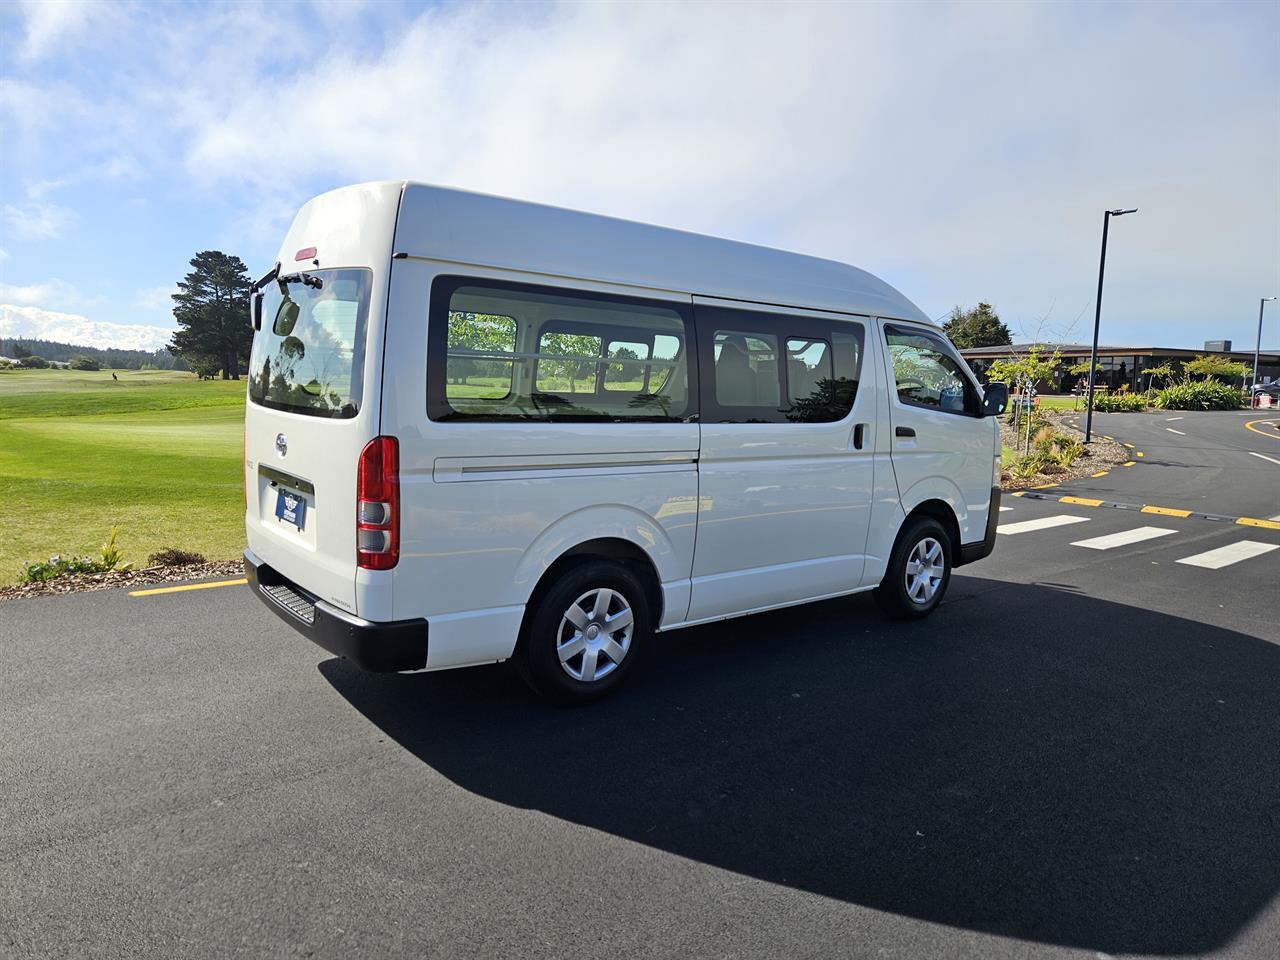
left=1090, top=393, right=1146, bottom=412
left=17, top=355, right=49, bottom=369
left=1153, top=379, right=1245, bottom=410
left=148, top=547, right=207, bottom=567
left=18, top=528, right=129, bottom=583
left=68, top=355, right=100, bottom=371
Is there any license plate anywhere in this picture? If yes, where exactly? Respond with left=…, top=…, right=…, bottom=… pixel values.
left=274, top=487, right=307, bottom=530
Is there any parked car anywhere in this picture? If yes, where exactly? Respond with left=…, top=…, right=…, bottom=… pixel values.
left=243, top=182, right=1008, bottom=701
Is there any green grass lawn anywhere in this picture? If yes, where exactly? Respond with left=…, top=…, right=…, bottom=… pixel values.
left=0, top=369, right=245, bottom=584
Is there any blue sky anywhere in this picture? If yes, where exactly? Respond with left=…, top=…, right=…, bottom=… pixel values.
left=1, top=0, right=1277, bottom=352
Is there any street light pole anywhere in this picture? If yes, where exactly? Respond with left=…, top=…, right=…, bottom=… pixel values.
left=1252, top=297, right=1277, bottom=396
left=1084, top=207, right=1137, bottom=443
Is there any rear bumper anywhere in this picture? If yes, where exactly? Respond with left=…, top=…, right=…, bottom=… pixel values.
left=957, top=485, right=1001, bottom=567
left=244, top=549, right=428, bottom=672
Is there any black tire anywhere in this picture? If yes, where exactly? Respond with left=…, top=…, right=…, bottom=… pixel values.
left=517, top=559, right=651, bottom=703
left=874, top=516, right=953, bottom=620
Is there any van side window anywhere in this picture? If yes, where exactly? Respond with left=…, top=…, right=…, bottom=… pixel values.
left=697, top=306, right=864, bottom=423
left=885, top=326, right=979, bottom=415
left=446, top=311, right=516, bottom=400
left=428, top=277, right=694, bottom=422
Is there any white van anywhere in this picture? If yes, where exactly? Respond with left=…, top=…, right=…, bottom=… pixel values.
left=243, top=182, right=1008, bottom=700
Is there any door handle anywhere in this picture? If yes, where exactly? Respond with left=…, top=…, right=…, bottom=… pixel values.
left=895, top=426, right=916, bottom=438
left=853, top=423, right=866, bottom=449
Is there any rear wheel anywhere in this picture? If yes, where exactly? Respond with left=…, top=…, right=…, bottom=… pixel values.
left=874, top=516, right=952, bottom=620
left=518, top=560, right=650, bottom=703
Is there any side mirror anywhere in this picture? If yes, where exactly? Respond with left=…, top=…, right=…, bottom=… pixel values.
left=982, top=381, right=1009, bottom=416
left=273, top=299, right=300, bottom=337
left=250, top=293, right=263, bottom=331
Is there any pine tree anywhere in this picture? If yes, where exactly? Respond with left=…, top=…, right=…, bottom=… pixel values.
left=168, top=251, right=252, bottom=380
left=942, top=303, right=1013, bottom=350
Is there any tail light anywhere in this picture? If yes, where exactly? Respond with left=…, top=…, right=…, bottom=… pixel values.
left=357, top=436, right=399, bottom=570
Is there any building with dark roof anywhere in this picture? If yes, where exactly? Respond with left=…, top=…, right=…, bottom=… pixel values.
left=958, top=342, right=1280, bottom=393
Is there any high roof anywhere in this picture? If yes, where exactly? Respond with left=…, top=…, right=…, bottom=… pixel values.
left=390, top=182, right=930, bottom=324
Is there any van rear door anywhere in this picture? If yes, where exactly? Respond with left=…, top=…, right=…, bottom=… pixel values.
left=244, top=267, right=377, bottom=617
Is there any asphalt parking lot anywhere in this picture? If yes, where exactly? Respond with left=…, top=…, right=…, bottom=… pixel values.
left=3, top=411, right=1278, bottom=960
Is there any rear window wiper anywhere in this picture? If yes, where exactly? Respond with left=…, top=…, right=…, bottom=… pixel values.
left=278, top=272, right=323, bottom=291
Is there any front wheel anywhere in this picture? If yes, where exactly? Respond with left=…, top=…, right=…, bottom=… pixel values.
left=517, top=560, right=651, bottom=703
left=874, top=517, right=952, bottom=620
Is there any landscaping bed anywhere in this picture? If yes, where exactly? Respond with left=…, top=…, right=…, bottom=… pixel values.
left=0, top=559, right=245, bottom=603
left=1000, top=409, right=1130, bottom=491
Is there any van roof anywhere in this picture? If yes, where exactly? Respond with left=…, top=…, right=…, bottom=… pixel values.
left=375, top=181, right=929, bottom=324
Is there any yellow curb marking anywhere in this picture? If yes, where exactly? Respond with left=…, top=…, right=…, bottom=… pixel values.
left=1123, top=442, right=1135, bottom=448
left=1060, top=496, right=1105, bottom=506
left=1011, top=491, right=1026, bottom=497
left=129, top=578, right=248, bottom=598
left=1244, top=419, right=1280, bottom=440
left=1091, top=470, right=1109, bottom=477
left=1122, top=461, right=1137, bottom=467
left=1103, top=435, right=1114, bottom=441
left=1032, top=483, right=1059, bottom=489
left=1135, top=451, right=1144, bottom=457
left=1142, top=506, right=1192, bottom=518
left=1237, top=517, right=1280, bottom=530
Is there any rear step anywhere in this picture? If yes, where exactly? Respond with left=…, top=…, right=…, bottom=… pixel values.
left=245, top=549, right=429, bottom=672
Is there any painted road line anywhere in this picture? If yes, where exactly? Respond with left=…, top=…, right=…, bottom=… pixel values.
left=129, top=578, right=248, bottom=598
left=1091, top=470, right=1109, bottom=477
left=1176, top=541, right=1279, bottom=570
left=1135, top=451, right=1144, bottom=457
left=1243, top=419, right=1280, bottom=439
left=1142, top=505, right=1193, bottom=518
left=1166, top=428, right=1186, bottom=435
left=1165, top=417, right=1184, bottom=421
left=1248, top=451, right=1280, bottom=466
left=1237, top=517, right=1280, bottom=531
left=1123, top=442, right=1135, bottom=449
left=1060, top=496, right=1105, bottom=506
left=999, top=506, right=1013, bottom=512
left=1270, top=514, right=1280, bottom=522
left=997, top=515, right=1090, bottom=536
left=1122, top=461, right=1137, bottom=467
left=1071, top=526, right=1177, bottom=551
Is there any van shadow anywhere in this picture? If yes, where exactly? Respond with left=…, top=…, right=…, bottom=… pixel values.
left=319, top=577, right=1280, bottom=954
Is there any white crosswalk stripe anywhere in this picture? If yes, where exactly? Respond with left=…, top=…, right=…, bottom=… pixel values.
left=1070, top=526, right=1177, bottom=550
left=1175, top=541, right=1279, bottom=570
left=997, top=515, right=1090, bottom=535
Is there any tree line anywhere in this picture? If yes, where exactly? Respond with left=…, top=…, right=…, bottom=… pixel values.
left=0, top=339, right=186, bottom=371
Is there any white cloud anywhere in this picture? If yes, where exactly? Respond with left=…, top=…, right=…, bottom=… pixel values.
left=0, top=278, right=80, bottom=308
left=0, top=304, right=173, bottom=351
left=0, top=247, right=8, bottom=262
left=2, top=201, right=76, bottom=241
left=17, top=0, right=108, bottom=63
left=134, top=285, right=179, bottom=311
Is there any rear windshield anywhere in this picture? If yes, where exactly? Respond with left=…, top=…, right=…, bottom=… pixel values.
left=248, top=268, right=372, bottom=418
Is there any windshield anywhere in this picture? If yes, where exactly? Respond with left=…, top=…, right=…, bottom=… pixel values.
left=248, top=268, right=372, bottom=418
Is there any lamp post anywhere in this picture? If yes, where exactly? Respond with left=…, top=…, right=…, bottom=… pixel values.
left=1084, top=208, right=1138, bottom=443
left=1252, top=297, right=1277, bottom=397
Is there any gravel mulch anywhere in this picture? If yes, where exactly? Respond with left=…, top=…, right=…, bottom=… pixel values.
left=1000, top=409, right=1132, bottom=492
left=0, top=559, right=246, bottom=603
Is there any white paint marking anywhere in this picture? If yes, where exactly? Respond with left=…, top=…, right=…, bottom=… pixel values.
left=999, top=506, right=1013, bottom=512
left=1166, top=428, right=1186, bottom=435
left=1270, top=515, right=1280, bottom=523
left=997, top=515, right=1090, bottom=536
left=1070, top=526, right=1177, bottom=551
left=1176, top=541, right=1279, bottom=570
left=1164, top=417, right=1184, bottom=421
left=1248, top=450, right=1280, bottom=466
